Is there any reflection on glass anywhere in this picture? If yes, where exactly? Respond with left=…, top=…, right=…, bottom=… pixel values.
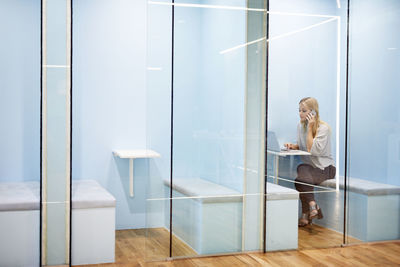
left=0, top=1, right=41, bottom=266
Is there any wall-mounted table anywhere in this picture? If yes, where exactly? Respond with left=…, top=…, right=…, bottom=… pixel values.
left=267, top=149, right=311, bottom=184
left=113, top=149, right=161, bottom=197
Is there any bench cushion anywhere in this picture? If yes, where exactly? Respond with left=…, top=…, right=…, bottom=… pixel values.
left=164, top=178, right=299, bottom=203
left=0, top=180, right=116, bottom=211
left=0, top=181, right=40, bottom=211
left=164, top=178, right=242, bottom=203
left=266, top=182, right=299, bottom=200
left=72, top=180, right=116, bottom=209
left=320, top=176, right=400, bottom=196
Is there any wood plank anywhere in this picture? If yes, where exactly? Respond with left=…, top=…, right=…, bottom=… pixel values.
left=74, top=228, right=400, bottom=267
left=298, top=224, right=360, bottom=249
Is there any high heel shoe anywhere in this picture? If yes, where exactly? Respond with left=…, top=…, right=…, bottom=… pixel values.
left=309, top=203, right=323, bottom=220
left=298, top=213, right=311, bottom=227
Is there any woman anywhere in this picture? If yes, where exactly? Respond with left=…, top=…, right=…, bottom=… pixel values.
left=285, top=97, right=336, bottom=227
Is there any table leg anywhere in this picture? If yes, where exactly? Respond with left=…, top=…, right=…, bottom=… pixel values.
left=129, top=158, right=134, bottom=197
left=274, top=155, right=279, bottom=184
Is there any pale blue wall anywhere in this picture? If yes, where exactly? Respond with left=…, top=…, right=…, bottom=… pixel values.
left=170, top=4, right=203, bottom=181
left=268, top=0, right=400, bottom=187
left=348, top=0, right=400, bottom=186
left=72, top=0, right=148, bottom=229
left=147, top=0, right=247, bottom=207
left=172, top=0, right=246, bottom=192
left=3, top=0, right=400, bottom=234
left=0, top=0, right=40, bottom=182
left=146, top=1, right=247, bottom=233
left=268, top=0, right=348, bottom=178
left=196, top=0, right=246, bottom=192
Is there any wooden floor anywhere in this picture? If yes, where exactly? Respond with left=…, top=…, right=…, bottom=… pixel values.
left=114, top=228, right=196, bottom=263
left=298, top=224, right=360, bottom=249
left=75, top=227, right=400, bottom=266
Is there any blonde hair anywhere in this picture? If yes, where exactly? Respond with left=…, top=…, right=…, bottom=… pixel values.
left=299, top=97, right=328, bottom=138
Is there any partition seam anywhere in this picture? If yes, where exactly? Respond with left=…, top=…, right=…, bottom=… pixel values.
left=41, top=0, right=48, bottom=263
left=39, top=0, right=43, bottom=265
left=241, top=0, right=249, bottom=251
left=169, top=0, right=175, bottom=259
left=263, top=0, right=270, bottom=254
left=343, top=0, right=351, bottom=245
left=69, top=0, right=73, bottom=264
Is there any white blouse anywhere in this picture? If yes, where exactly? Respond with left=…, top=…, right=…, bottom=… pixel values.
left=297, top=123, right=335, bottom=170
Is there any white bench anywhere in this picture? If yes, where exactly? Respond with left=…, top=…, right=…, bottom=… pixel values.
left=317, top=177, right=400, bottom=241
left=164, top=178, right=243, bottom=254
left=164, top=178, right=299, bottom=254
left=0, top=180, right=116, bottom=267
left=0, top=181, right=40, bottom=267
left=71, top=180, right=116, bottom=265
left=265, top=182, right=299, bottom=251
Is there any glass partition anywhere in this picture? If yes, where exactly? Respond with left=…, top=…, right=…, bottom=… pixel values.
left=146, top=0, right=267, bottom=259
left=145, top=0, right=173, bottom=262
left=4, top=0, right=396, bottom=265
left=0, top=1, right=41, bottom=266
left=171, top=1, right=247, bottom=257
left=72, top=0, right=149, bottom=265
left=266, top=0, right=349, bottom=250
left=346, top=0, right=400, bottom=244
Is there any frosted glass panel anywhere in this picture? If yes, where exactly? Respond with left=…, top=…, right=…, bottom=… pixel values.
left=46, top=0, right=68, bottom=65
left=46, top=67, right=68, bottom=204
left=42, top=0, right=71, bottom=265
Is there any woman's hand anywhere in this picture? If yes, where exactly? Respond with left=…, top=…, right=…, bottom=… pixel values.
left=284, top=143, right=299, bottom=150
left=306, top=112, right=316, bottom=129
left=306, top=112, right=316, bottom=151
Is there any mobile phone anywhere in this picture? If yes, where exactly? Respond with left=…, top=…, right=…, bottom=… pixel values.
left=310, top=110, right=316, bottom=116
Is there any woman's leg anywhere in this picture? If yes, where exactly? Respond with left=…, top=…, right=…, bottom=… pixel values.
left=295, top=164, right=336, bottom=213
left=295, top=164, right=316, bottom=213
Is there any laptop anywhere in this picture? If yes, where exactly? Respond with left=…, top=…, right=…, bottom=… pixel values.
left=267, top=131, right=283, bottom=152
left=267, top=131, right=310, bottom=155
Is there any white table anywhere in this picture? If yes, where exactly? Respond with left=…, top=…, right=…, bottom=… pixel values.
left=267, top=150, right=311, bottom=184
left=113, top=150, right=161, bottom=197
